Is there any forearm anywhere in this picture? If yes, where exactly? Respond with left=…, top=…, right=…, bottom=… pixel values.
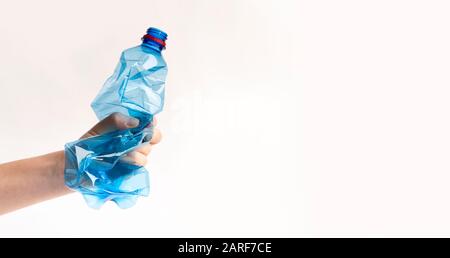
left=0, top=151, right=72, bottom=215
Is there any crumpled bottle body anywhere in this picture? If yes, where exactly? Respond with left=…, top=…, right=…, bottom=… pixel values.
left=64, top=44, right=167, bottom=209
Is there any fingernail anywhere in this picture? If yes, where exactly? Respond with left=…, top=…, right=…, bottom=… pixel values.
left=144, top=134, right=152, bottom=142
left=126, top=117, right=140, bottom=127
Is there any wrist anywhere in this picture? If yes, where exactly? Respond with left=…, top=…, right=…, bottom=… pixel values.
left=51, top=150, right=72, bottom=194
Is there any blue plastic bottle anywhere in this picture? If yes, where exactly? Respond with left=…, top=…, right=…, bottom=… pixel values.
left=64, top=27, right=168, bottom=209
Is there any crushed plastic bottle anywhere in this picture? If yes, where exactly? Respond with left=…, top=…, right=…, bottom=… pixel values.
left=64, top=27, right=168, bottom=209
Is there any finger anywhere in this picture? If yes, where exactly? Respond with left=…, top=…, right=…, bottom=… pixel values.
left=82, top=112, right=139, bottom=138
left=150, top=128, right=162, bottom=144
left=120, top=151, right=147, bottom=166
left=135, top=142, right=152, bottom=156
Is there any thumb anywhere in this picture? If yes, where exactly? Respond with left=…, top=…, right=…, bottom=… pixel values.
left=81, top=112, right=140, bottom=139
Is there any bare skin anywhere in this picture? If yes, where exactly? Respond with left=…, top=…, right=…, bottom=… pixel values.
left=0, top=112, right=162, bottom=215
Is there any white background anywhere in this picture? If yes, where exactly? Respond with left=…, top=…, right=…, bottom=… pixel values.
left=0, top=0, right=450, bottom=237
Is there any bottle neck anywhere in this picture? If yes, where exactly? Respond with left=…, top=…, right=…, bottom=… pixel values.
left=141, top=41, right=163, bottom=52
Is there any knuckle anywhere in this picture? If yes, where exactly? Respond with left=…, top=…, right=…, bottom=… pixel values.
left=135, top=157, right=147, bottom=166
left=138, top=145, right=152, bottom=155
left=128, top=151, right=147, bottom=166
left=153, top=130, right=162, bottom=143
left=110, top=112, right=121, bottom=122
